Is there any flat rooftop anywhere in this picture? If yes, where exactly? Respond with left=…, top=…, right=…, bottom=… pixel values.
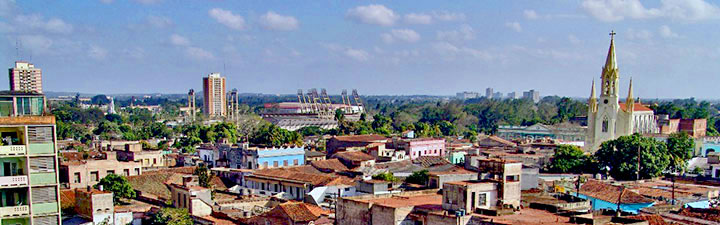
left=354, top=193, right=442, bottom=208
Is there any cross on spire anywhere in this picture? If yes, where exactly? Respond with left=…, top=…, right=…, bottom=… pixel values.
left=609, top=30, right=616, bottom=39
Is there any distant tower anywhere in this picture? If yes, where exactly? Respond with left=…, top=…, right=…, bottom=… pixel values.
left=202, top=73, right=227, bottom=117
left=107, top=97, right=116, bottom=114
left=188, top=89, right=196, bottom=121
left=9, top=61, right=43, bottom=93
left=228, top=89, right=239, bottom=123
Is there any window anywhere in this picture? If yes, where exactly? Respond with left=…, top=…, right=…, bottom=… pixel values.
left=123, top=169, right=129, bottom=176
left=263, top=162, right=268, bottom=168
left=283, top=160, right=288, bottom=166
left=478, top=193, right=487, bottom=206
left=293, top=159, right=299, bottom=165
left=506, top=175, right=519, bottom=182
left=73, top=172, right=81, bottom=183
left=29, top=157, right=55, bottom=173
left=602, top=118, right=609, bottom=133
left=134, top=168, right=140, bottom=175
left=273, top=161, right=279, bottom=167
left=90, top=171, right=99, bottom=181
left=107, top=170, right=114, bottom=175
left=153, top=159, right=157, bottom=165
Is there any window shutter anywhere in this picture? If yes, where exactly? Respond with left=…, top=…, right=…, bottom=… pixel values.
left=32, top=187, right=57, bottom=203
left=33, top=215, right=59, bottom=225
left=29, top=157, right=55, bottom=173
left=27, top=126, right=53, bottom=143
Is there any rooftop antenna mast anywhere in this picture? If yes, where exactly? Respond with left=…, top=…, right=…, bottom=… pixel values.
left=15, top=39, right=22, bottom=61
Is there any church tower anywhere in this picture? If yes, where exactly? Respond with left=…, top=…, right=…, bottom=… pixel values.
left=586, top=31, right=621, bottom=152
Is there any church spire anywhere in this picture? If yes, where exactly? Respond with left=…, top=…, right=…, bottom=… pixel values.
left=625, top=78, right=634, bottom=112
left=589, top=79, right=597, bottom=112
left=605, top=30, right=617, bottom=71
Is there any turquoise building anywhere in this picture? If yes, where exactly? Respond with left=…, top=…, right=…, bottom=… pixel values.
left=242, top=146, right=306, bottom=169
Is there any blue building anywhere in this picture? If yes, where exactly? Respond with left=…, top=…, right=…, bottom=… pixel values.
left=241, top=146, right=305, bottom=169
left=576, top=180, right=654, bottom=214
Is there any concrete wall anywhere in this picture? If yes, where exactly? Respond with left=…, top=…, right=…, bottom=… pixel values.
left=521, top=167, right=539, bottom=190
left=337, top=198, right=371, bottom=225
left=429, top=173, right=477, bottom=189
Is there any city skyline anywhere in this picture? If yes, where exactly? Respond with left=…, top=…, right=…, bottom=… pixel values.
left=1, top=0, right=720, bottom=98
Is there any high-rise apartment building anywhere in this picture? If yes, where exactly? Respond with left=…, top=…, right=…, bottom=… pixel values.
left=0, top=91, right=62, bottom=225
left=202, top=73, right=227, bottom=117
left=9, top=61, right=43, bottom=93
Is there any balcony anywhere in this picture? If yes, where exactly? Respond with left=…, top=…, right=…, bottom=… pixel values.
left=31, top=202, right=58, bottom=214
left=0, top=176, right=28, bottom=187
left=30, top=172, right=56, bottom=186
left=0, top=145, right=26, bottom=157
left=0, top=205, right=29, bottom=217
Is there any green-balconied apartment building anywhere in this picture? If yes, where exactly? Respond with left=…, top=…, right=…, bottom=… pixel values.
left=0, top=91, right=61, bottom=225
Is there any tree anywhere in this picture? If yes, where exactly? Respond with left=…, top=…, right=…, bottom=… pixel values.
left=94, top=174, right=136, bottom=204
left=437, top=120, right=457, bottom=136
left=372, top=172, right=398, bottom=182
left=334, top=109, right=345, bottom=121
left=666, top=132, right=695, bottom=173
left=193, top=164, right=213, bottom=188
left=371, top=114, right=393, bottom=135
left=549, top=145, right=589, bottom=173
left=594, top=134, right=671, bottom=180
left=405, top=170, right=429, bottom=185
left=151, top=207, right=192, bottom=225
left=90, top=95, right=110, bottom=105
left=463, top=130, right=478, bottom=143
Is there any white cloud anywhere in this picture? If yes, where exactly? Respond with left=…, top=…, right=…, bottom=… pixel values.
left=133, top=0, right=163, bottom=4
left=524, top=10, right=539, bottom=20
left=659, top=25, right=679, bottom=38
left=626, top=28, right=653, bottom=40
left=88, top=45, right=108, bottom=60
left=346, top=4, right=398, bottom=26
left=147, top=15, right=173, bottom=28
left=185, top=47, right=215, bottom=61
left=15, top=14, right=74, bottom=34
left=432, top=42, right=493, bottom=60
left=431, top=11, right=466, bottom=21
left=259, top=11, right=299, bottom=31
left=344, top=48, right=369, bottom=61
left=568, top=34, right=582, bottom=44
left=0, top=0, right=16, bottom=17
left=581, top=0, right=720, bottom=22
left=208, top=8, right=245, bottom=30
left=381, top=29, right=420, bottom=43
left=122, top=47, right=145, bottom=59
left=19, top=35, right=53, bottom=54
left=436, top=25, right=475, bottom=42
left=505, top=22, right=522, bottom=32
left=170, top=34, right=190, bottom=46
left=404, top=13, right=432, bottom=24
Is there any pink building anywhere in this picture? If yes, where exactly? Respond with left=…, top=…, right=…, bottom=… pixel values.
left=397, top=138, right=446, bottom=159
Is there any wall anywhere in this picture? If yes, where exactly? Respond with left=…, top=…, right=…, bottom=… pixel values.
left=61, top=159, right=142, bottom=189
left=521, top=167, right=539, bottom=190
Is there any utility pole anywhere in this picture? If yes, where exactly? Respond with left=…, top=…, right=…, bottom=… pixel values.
left=636, top=144, right=641, bottom=181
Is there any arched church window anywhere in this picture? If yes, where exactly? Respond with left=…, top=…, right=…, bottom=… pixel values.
left=602, top=118, right=609, bottom=133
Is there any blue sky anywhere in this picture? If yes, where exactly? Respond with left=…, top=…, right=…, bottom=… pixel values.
left=1, top=0, right=719, bottom=98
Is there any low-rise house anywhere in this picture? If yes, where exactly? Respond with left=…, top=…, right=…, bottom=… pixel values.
left=309, top=159, right=349, bottom=173
left=73, top=187, right=137, bottom=225
left=477, top=136, right=517, bottom=149
left=427, top=167, right=476, bottom=189
left=443, top=159, right=523, bottom=213
left=305, top=150, right=326, bottom=162
left=356, top=179, right=398, bottom=195
left=331, top=151, right=375, bottom=169
left=243, top=167, right=357, bottom=202
left=60, top=151, right=142, bottom=189
left=396, top=138, right=446, bottom=160
left=241, top=146, right=306, bottom=169
left=197, top=146, right=220, bottom=167
left=326, top=134, right=389, bottom=157
left=577, top=180, right=654, bottom=214
left=170, top=176, right=214, bottom=217
left=116, top=143, right=167, bottom=169
left=247, top=202, right=332, bottom=225
left=497, top=123, right=586, bottom=142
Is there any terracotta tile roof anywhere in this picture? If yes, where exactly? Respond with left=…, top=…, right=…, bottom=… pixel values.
left=625, top=214, right=669, bottom=225
left=428, top=166, right=475, bottom=175
left=265, top=202, right=330, bottom=222
left=200, top=216, right=237, bottom=225
left=620, top=103, right=653, bottom=112
left=356, top=193, right=443, bottom=208
left=579, top=180, right=653, bottom=204
left=413, top=156, right=449, bottom=167
left=479, top=136, right=518, bottom=147
left=305, top=150, right=326, bottom=158
left=310, top=159, right=349, bottom=172
left=250, top=168, right=335, bottom=186
left=332, top=151, right=375, bottom=162
left=331, top=134, right=388, bottom=142
left=60, top=189, right=76, bottom=210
